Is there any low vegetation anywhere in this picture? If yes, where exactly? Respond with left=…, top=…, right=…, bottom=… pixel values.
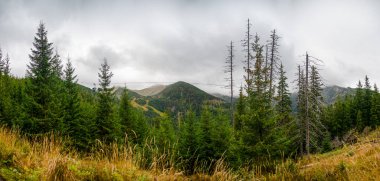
left=1, top=126, right=380, bottom=180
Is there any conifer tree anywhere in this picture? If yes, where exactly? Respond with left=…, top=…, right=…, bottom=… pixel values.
left=62, top=58, right=89, bottom=150
left=119, top=88, right=134, bottom=136
left=234, top=86, right=245, bottom=132
left=95, top=58, right=120, bottom=142
left=296, top=65, right=306, bottom=155
left=275, top=63, right=291, bottom=123
left=240, top=34, right=273, bottom=159
left=371, top=85, right=380, bottom=126
left=24, top=22, right=62, bottom=133
left=0, top=50, right=12, bottom=126
left=178, top=110, right=198, bottom=175
left=363, top=76, right=372, bottom=127
left=197, top=106, right=215, bottom=168
left=63, top=58, right=80, bottom=131
left=308, top=65, right=325, bottom=152
left=296, top=53, right=326, bottom=155
left=355, top=81, right=365, bottom=130
left=51, top=50, right=63, bottom=78
left=155, top=114, right=176, bottom=148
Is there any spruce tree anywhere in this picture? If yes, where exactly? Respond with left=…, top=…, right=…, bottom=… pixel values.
left=371, top=85, right=380, bottom=127
left=95, top=58, right=120, bottom=143
left=119, top=88, right=134, bottom=136
left=355, top=81, right=365, bottom=130
left=197, top=106, right=215, bottom=169
left=178, top=110, right=198, bottom=175
left=24, top=22, right=62, bottom=133
left=0, top=51, right=12, bottom=126
left=363, top=76, right=372, bottom=127
left=51, top=50, right=63, bottom=78
left=272, top=63, right=296, bottom=156
left=63, top=58, right=89, bottom=150
left=234, top=86, right=245, bottom=132
left=275, top=63, right=291, bottom=123
left=240, top=34, right=273, bottom=159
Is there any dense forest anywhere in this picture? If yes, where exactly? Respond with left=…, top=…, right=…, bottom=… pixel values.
left=1, top=21, right=380, bottom=178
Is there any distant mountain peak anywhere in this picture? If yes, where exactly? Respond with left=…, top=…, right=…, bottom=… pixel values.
left=133, top=84, right=167, bottom=96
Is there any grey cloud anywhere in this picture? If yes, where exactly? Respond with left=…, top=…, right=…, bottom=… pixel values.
left=0, top=0, right=379, bottom=94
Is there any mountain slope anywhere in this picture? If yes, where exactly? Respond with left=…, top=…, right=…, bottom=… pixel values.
left=148, top=81, right=225, bottom=116
left=133, top=84, right=166, bottom=96
left=112, top=81, right=226, bottom=118
left=291, top=85, right=355, bottom=111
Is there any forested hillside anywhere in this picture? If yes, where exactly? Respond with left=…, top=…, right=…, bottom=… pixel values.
left=1, top=20, right=380, bottom=180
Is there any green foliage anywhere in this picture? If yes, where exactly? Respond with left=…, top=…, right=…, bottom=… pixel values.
left=239, top=34, right=275, bottom=160
left=275, top=63, right=292, bottom=124
left=62, top=58, right=90, bottom=151
left=178, top=111, right=198, bottom=175
left=95, top=59, right=121, bottom=143
left=23, top=22, right=64, bottom=134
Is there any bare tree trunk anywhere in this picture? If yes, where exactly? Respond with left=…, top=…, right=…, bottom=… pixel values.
left=225, top=41, right=235, bottom=126
left=246, top=19, right=251, bottom=83
left=305, top=52, right=310, bottom=156
left=298, top=65, right=304, bottom=156
left=264, top=45, right=269, bottom=90
left=230, top=41, right=234, bottom=126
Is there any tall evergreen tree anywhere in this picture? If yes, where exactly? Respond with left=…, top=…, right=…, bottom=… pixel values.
left=275, top=63, right=291, bottom=123
left=308, top=65, right=325, bottom=152
left=363, top=76, right=373, bottom=127
left=234, top=86, right=245, bottom=132
left=178, top=110, right=198, bottom=175
left=95, top=58, right=120, bottom=143
left=197, top=106, right=215, bottom=169
left=0, top=50, right=12, bottom=126
left=119, top=88, right=134, bottom=137
left=62, top=58, right=89, bottom=150
left=24, top=22, right=62, bottom=133
left=355, top=81, right=365, bottom=130
left=240, top=34, right=273, bottom=159
left=371, top=85, right=380, bottom=127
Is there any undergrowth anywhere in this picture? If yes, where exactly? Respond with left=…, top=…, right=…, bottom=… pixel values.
left=1, top=126, right=380, bottom=180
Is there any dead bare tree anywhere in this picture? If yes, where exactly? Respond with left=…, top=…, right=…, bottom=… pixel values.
left=268, top=29, right=280, bottom=98
left=225, top=41, right=235, bottom=126
left=241, top=19, right=253, bottom=90
left=296, top=52, right=326, bottom=156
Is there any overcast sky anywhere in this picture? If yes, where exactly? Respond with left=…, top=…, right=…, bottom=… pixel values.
left=0, top=0, right=379, bottom=94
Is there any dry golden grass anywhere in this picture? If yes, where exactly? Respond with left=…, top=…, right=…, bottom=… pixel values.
left=1, top=126, right=380, bottom=180
left=264, top=128, right=380, bottom=181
